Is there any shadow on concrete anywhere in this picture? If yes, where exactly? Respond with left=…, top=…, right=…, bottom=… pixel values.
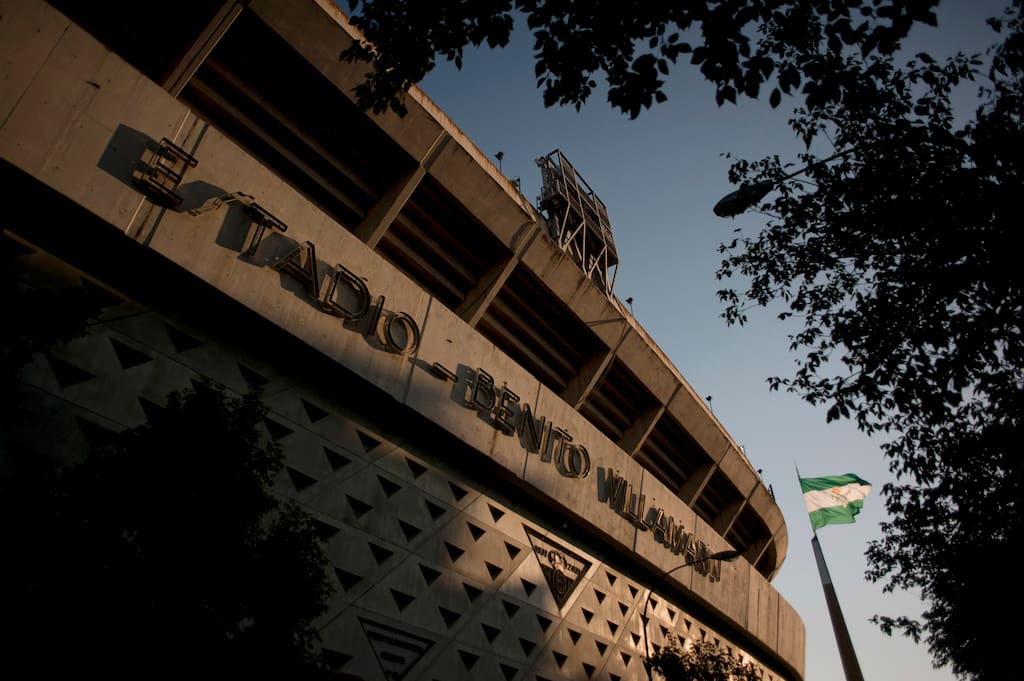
left=97, top=123, right=154, bottom=189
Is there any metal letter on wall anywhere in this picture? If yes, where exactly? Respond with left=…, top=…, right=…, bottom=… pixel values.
left=135, top=137, right=198, bottom=208
left=273, top=241, right=320, bottom=299
left=243, top=202, right=288, bottom=256
left=320, top=263, right=371, bottom=321
left=382, top=311, right=421, bottom=355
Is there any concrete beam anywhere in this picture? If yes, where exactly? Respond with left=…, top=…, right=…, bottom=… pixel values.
left=163, top=1, right=248, bottom=97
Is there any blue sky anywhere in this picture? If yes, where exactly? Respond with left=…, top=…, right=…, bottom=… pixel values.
left=413, top=2, right=1009, bottom=680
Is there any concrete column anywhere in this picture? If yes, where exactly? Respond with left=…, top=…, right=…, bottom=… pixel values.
left=560, top=347, right=616, bottom=409
left=618, top=403, right=665, bottom=457
left=677, top=461, right=716, bottom=506
left=711, top=499, right=747, bottom=537
left=746, top=533, right=773, bottom=570
left=456, top=254, right=516, bottom=327
left=354, top=131, right=450, bottom=248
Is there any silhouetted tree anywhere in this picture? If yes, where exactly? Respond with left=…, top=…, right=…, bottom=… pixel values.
left=0, top=377, right=339, bottom=678
left=339, top=0, right=942, bottom=117
left=716, top=3, right=1022, bottom=680
left=0, top=236, right=95, bottom=411
left=650, top=638, right=762, bottom=681
left=339, top=2, right=1021, bottom=679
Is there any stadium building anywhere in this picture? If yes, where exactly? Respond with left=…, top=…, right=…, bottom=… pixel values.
left=0, top=1, right=805, bottom=679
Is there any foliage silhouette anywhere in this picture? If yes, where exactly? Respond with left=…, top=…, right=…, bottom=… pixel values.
left=0, top=379, right=339, bottom=678
left=339, top=0, right=941, bottom=117
left=339, top=1, right=1021, bottom=679
left=0, top=236, right=96, bottom=411
left=650, top=638, right=762, bottom=681
left=716, top=3, right=1023, bottom=679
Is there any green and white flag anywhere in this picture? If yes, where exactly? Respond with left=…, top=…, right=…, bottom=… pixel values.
left=799, top=473, right=871, bottom=531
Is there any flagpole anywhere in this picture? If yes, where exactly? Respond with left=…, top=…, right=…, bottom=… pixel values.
left=797, top=465, right=866, bottom=681
left=811, top=532, right=866, bottom=681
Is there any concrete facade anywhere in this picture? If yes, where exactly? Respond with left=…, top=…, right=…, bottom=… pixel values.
left=0, top=1, right=805, bottom=679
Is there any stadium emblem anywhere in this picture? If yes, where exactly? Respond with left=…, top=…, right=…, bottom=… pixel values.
left=524, top=526, right=592, bottom=609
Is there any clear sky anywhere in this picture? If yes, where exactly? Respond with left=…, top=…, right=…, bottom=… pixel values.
left=411, top=2, right=1009, bottom=680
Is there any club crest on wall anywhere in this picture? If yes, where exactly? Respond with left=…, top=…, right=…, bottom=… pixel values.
left=524, top=525, right=592, bottom=609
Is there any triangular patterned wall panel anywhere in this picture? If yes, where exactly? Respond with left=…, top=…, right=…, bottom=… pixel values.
left=237, top=362, right=271, bottom=390
left=421, top=510, right=515, bottom=589
left=79, top=277, right=127, bottom=311
left=48, top=355, right=95, bottom=388
left=262, top=389, right=323, bottom=429
left=181, top=343, right=252, bottom=395
left=273, top=431, right=362, bottom=500
left=318, top=614, right=439, bottom=681
left=108, top=336, right=154, bottom=369
left=75, top=416, right=120, bottom=450
left=43, top=328, right=190, bottom=430
left=365, top=559, right=461, bottom=636
left=495, top=546, right=561, bottom=616
left=103, top=310, right=188, bottom=358
left=565, top=586, right=616, bottom=641
left=319, top=524, right=399, bottom=600
left=299, top=397, right=330, bottom=423
left=373, top=448, right=465, bottom=504
left=164, top=322, right=204, bottom=353
left=321, top=467, right=431, bottom=547
left=419, top=561, right=479, bottom=635
left=10, top=282, right=766, bottom=681
left=360, top=617, right=437, bottom=680
left=458, top=597, right=540, bottom=664
left=298, top=413, right=679, bottom=681
left=38, top=332, right=112, bottom=393
left=430, top=642, right=525, bottom=681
